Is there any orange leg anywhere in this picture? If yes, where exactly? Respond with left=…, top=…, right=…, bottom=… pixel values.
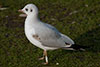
left=39, top=50, right=48, bottom=65
left=39, top=51, right=45, bottom=60
left=43, top=50, right=48, bottom=65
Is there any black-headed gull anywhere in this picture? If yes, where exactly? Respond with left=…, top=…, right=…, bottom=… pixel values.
left=18, top=4, right=85, bottom=65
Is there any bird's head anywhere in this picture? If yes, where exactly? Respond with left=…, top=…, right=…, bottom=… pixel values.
left=18, top=4, right=38, bottom=17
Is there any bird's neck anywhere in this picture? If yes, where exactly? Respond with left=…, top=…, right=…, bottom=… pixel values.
left=25, top=14, right=40, bottom=24
left=27, top=14, right=39, bottom=20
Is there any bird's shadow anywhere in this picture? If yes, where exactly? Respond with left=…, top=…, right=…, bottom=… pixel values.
left=74, top=26, right=100, bottom=52
left=48, top=27, right=100, bottom=63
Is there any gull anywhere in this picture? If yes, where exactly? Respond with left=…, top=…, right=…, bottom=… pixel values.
left=18, top=4, right=85, bottom=65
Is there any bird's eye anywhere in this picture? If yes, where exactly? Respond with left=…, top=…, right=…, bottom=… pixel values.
left=25, top=8, right=28, bottom=11
left=30, top=9, right=33, bottom=12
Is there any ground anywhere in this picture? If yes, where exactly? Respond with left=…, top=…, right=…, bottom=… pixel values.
left=0, top=0, right=100, bottom=67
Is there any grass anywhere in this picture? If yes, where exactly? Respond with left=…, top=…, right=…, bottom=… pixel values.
left=0, top=0, right=100, bottom=67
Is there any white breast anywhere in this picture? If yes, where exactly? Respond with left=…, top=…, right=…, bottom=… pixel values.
left=25, top=26, right=58, bottom=50
left=24, top=22, right=44, bottom=49
left=24, top=18, right=59, bottom=50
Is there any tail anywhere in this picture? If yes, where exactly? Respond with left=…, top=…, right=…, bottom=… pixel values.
left=63, top=44, right=88, bottom=51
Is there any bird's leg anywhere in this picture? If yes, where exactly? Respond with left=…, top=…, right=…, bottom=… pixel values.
left=43, top=50, right=48, bottom=65
left=39, top=51, right=45, bottom=60
left=39, top=56, right=44, bottom=60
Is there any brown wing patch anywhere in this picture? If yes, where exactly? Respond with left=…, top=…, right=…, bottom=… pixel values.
left=32, top=34, right=40, bottom=40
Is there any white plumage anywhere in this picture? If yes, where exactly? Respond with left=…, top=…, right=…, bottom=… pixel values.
left=19, top=4, right=75, bottom=65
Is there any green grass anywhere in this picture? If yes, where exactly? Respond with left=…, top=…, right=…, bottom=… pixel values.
left=0, top=0, right=100, bottom=67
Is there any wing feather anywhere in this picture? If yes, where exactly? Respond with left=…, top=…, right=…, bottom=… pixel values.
left=34, top=23, right=74, bottom=48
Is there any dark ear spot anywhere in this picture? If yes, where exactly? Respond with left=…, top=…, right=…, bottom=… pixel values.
left=30, top=9, right=33, bottom=12
left=25, top=8, right=28, bottom=11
